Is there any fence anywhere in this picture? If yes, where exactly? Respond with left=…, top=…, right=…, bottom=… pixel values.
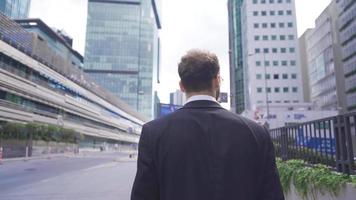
left=270, top=112, right=356, bottom=175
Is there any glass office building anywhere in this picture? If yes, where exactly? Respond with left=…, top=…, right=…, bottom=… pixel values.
left=0, top=0, right=31, bottom=19
left=228, top=0, right=245, bottom=114
left=84, top=0, right=161, bottom=119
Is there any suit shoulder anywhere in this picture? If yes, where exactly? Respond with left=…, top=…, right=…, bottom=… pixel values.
left=143, top=109, right=184, bottom=129
left=224, top=111, right=269, bottom=140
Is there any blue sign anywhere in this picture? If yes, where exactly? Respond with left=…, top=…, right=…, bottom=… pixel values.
left=159, top=104, right=182, bottom=117
left=296, top=128, right=336, bottom=155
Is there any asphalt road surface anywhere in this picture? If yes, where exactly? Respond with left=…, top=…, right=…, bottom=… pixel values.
left=0, top=152, right=137, bottom=200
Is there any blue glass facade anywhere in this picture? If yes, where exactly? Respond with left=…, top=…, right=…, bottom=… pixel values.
left=228, top=0, right=245, bottom=114
left=84, top=0, right=161, bottom=119
left=0, top=0, right=31, bottom=19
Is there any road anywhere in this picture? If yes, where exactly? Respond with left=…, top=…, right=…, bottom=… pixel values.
left=0, top=152, right=137, bottom=200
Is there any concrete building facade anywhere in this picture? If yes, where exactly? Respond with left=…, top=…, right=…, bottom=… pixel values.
left=0, top=0, right=30, bottom=19
left=298, top=29, right=313, bottom=103
left=0, top=13, right=145, bottom=149
left=239, top=0, right=304, bottom=122
left=336, top=0, right=356, bottom=111
left=305, top=1, right=347, bottom=113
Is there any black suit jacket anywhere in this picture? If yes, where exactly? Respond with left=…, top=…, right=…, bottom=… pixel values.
left=131, top=100, right=284, bottom=200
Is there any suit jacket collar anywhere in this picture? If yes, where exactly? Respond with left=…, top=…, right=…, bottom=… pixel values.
left=182, top=100, right=223, bottom=109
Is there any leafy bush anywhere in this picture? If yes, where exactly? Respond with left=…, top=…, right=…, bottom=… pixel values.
left=276, top=159, right=352, bottom=200
left=0, top=122, right=80, bottom=144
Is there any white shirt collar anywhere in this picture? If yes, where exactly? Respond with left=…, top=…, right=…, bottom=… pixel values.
left=185, top=95, right=218, bottom=105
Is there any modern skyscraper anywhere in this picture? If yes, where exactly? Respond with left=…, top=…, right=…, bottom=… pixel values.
left=0, top=0, right=31, bottom=19
left=228, top=0, right=245, bottom=114
left=229, top=0, right=304, bottom=121
left=84, top=0, right=162, bottom=119
left=336, top=0, right=356, bottom=111
left=303, top=1, right=347, bottom=113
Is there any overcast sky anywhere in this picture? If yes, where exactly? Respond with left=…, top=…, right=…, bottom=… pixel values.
left=30, top=0, right=332, bottom=104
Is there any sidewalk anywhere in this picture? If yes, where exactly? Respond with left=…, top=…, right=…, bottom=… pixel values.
left=1, top=152, right=79, bottom=163
left=1, top=151, right=138, bottom=164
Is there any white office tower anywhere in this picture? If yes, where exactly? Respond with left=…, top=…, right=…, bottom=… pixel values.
left=240, top=0, right=304, bottom=125
left=170, top=90, right=186, bottom=106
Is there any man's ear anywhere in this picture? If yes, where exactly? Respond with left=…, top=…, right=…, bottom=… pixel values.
left=179, top=81, right=186, bottom=92
left=213, top=74, right=221, bottom=89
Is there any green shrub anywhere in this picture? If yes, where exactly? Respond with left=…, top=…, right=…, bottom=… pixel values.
left=277, top=159, right=352, bottom=200
left=0, top=122, right=80, bottom=144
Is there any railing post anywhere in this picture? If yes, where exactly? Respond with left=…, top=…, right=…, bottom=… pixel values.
left=333, top=115, right=354, bottom=175
left=280, top=127, right=289, bottom=161
left=345, top=115, right=355, bottom=175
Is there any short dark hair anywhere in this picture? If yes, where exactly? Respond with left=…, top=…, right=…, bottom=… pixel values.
left=178, top=50, right=220, bottom=92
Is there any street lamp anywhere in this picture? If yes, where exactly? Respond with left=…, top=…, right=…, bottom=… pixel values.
left=247, top=52, right=270, bottom=122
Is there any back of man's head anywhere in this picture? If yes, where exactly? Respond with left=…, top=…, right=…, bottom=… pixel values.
left=178, top=50, right=220, bottom=93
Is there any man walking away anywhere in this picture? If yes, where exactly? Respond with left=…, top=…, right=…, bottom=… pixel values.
left=131, top=50, right=284, bottom=200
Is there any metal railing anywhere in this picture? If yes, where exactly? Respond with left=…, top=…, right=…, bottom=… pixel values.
left=270, top=112, right=356, bottom=175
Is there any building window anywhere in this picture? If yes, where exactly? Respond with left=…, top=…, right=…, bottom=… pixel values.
left=288, top=35, right=294, bottom=40
left=273, top=60, right=279, bottom=66
left=291, top=74, right=297, bottom=79
left=271, top=23, right=276, bottom=28
left=290, top=60, right=296, bottom=66
left=254, top=23, right=259, bottom=28
left=265, top=74, right=271, bottom=79
left=274, top=74, right=279, bottom=79
left=254, top=35, right=260, bottom=41
left=263, top=48, right=269, bottom=53
left=292, top=87, right=298, bottom=93
left=272, top=48, right=278, bottom=53
left=270, top=11, right=275, bottom=16
left=280, top=35, right=286, bottom=40
left=261, top=0, right=267, bottom=3
left=289, top=48, right=295, bottom=53
left=253, top=0, right=258, bottom=4
left=265, top=61, right=270, bottom=66
left=256, top=61, right=261, bottom=66
left=286, top=0, right=291, bottom=3
left=261, top=11, right=267, bottom=16
left=262, top=23, right=268, bottom=28
left=288, top=22, right=293, bottom=27
left=275, top=87, right=280, bottom=93
left=256, top=74, right=262, bottom=79
left=255, top=48, right=261, bottom=53
left=278, top=0, right=283, bottom=3
left=283, top=87, right=289, bottom=93
left=287, top=10, right=292, bottom=15
left=279, top=23, right=285, bottom=28
left=257, top=88, right=263, bottom=93
left=281, top=48, right=287, bottom=53
left=282, top=74, right=288, bottom=79
left=267, top=87, right=272, bottom=93
left=253, top=11, right=259, bottom=16
left=278, top=10, right=284, bottom=15
left=263, top=35, right=269, bottom=40
left=269, top=0, right=275, bottom=3
left=271, top=35, right=277, bottom=40
left=282, top=60, right=288, bottom=66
